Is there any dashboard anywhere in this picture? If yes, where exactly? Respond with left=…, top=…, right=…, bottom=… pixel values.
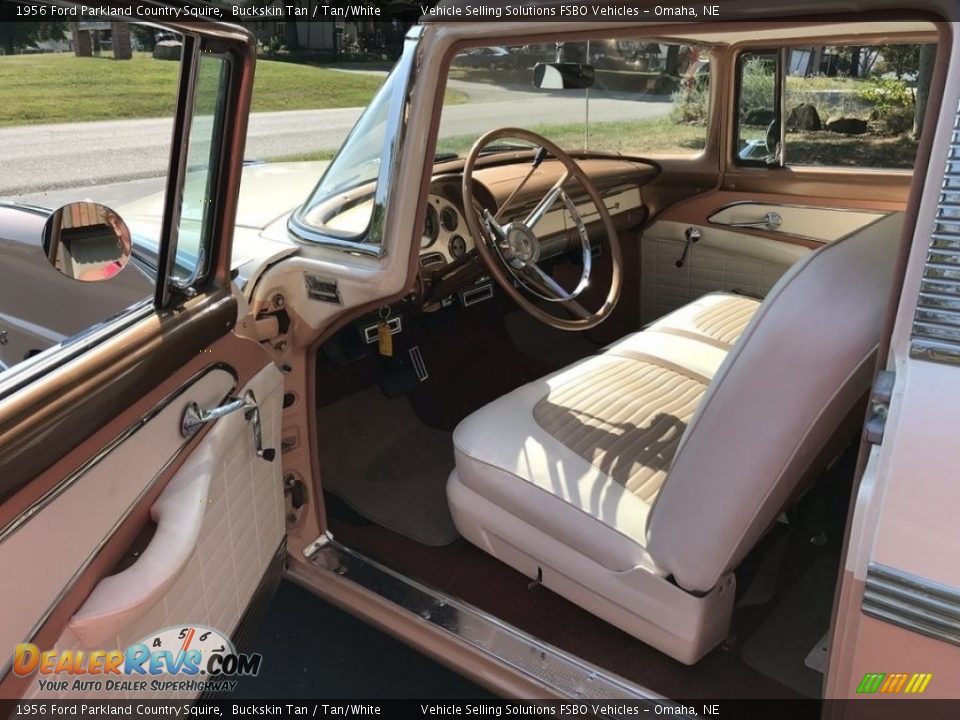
left=318, top=155, right=658, bottom=354
left=419, top=183, right=473, bottom=271
left=416, top=157, right=656, bottom=283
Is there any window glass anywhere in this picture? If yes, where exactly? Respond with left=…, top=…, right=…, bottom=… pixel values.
left=171, top=54, right=228, bottom=284
left=438, top=40, right=710, bottom=158
left=735, top=52, right=779, bottom=164
left=292, top=66, right=395, bottom=242
left=782, top=43, right=934, bottom=169
left=0, top=21, right=184, bottom=374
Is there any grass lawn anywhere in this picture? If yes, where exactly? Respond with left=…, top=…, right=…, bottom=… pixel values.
left=0, top=52, right=464, bottom=126
left=785, top=130, right=917, bottom=168
left=275, top=117, right=706, bottom=164
left=435, top=117, right=707, bottom=157
left=270, top=149, right=338, bottom=162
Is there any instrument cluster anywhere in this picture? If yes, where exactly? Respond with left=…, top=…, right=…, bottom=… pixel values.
left=420, top=191, right=472, bottom=269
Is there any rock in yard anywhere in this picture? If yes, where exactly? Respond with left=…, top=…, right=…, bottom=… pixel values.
left=825, top=117, right=868, bottom=135
left=787, top=103, right=822, bottom=131
left=153, top=40, right=183, bottom=61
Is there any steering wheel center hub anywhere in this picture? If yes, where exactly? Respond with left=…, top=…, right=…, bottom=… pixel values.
left=505, top=223, right=540, bottom=264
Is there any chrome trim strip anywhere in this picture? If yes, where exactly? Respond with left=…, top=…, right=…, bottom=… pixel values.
left=287, top=26, right=423, bottom=257
left=309, top=540, right=688, bottom=708
left=912, top=99, right=960, bottom=363
left=291, top=232, right=385, bottom=258
left=0, top=362, right=238, bottom=548
left=706, top=199, right=888, bottom=243
left=0, top=300, right=154, bottom=400
left=863, top=562, right=960, bottom=648
left=0, top=362, right=239, bottom=680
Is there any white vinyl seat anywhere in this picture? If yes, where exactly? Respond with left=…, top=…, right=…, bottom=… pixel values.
left=643, top=291, right=763, bottom=349
left=448, top=213, right=903, bottom=663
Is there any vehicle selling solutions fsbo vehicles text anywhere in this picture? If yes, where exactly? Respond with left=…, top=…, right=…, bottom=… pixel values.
left=421, top=5, right=714, bottom=18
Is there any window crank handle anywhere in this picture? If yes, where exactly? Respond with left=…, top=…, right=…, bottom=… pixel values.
left=243, top=390, right=276, bottom=462
left=180, top=390, right=276, bottom=462
left=676, top=227, right=701, bottom=268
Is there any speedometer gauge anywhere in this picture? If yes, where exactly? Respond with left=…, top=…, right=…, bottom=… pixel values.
left=422, top=205, right=439, bottom=248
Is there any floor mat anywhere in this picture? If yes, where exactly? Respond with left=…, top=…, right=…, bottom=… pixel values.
left=316, top=386, right=458, bottom=546
left=224, top=581, right=489, bottom=699
left=740, top=556, right=839, bottom=698
left=504, top=310, right=600, bottom=368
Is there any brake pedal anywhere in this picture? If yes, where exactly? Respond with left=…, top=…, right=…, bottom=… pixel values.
left=409, top=345, right=429, bottom=382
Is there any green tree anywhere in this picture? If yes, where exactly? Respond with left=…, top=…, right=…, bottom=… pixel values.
left=914, top=43, right=936, bottom=138
left=0, top=21, right=66, bottom=55
left=876, top=44, right=921, bottom=79
left=131, top=25, right=156, bottom=51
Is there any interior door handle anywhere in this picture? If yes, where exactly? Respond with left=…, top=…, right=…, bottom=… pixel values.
left=181, top=391, right=275, bottom=461
left=725, top=211, right=782, bottom=230
left=181, top=396, right=247, bottom=438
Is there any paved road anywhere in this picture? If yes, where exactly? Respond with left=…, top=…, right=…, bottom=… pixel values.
left=1, top=77, right=670, bottom=199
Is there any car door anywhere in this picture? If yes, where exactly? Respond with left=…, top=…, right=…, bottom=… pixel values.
left=0, top=18, right=285, bottom=700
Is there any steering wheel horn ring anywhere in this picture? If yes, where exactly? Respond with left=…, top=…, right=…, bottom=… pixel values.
left=463, top=127, right=622, bottom=330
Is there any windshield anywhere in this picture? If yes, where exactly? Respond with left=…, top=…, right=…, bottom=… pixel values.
left=290, top=36, right=709, bottom=246
left=291, top=64, right=400, bottom=244
left=436, top=40, right=710, bottom=159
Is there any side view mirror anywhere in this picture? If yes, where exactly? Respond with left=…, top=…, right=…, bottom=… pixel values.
left=532, top=62, right=595, bottom=90
left=42, top=202, right=132, bottom=283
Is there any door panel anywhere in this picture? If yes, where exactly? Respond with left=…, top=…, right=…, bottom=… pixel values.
left=0, top=332, right=282, bottom=699
left=640, top=219, right=810, bottom=325
left=640, top=183, right=906, bottom=325
left=19, top=363, right=284, bottom=700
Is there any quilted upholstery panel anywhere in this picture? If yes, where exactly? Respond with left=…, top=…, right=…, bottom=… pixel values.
left=691, top=295, right=762, bottom=347
left=533, top=357, right=707, bottom=503
left=25, top=363, right=284, bottom=700
left=640, top=236, right=793, bottom=326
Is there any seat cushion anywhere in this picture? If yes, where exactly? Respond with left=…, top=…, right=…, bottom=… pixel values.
left=452, top=330, right=729, bottom=573
left=645, top=292, right=763, bottom=349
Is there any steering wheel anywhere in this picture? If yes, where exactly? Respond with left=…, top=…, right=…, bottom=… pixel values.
left=462, top=128, right=622, bottom=331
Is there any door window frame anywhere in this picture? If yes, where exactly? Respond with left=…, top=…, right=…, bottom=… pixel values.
left=0, top=17, right=249, bottom=401
left=732, top=47, right=785, bottom=169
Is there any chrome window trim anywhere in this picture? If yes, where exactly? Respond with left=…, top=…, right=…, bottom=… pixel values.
left=0, top=362, right=238, bottom=681
left=286, top=26, right=424, bottom=258
left=862, top=562, right=960, bottom=648
left=0, top=299, right=154, bottom=402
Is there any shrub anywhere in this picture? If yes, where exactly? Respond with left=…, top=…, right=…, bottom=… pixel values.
left=739, top=57, right=776, bottom=113
left=857, top=76, right=913, bottom=114
left=857, top=76, right=914, bottom=134
left=670, top=75, right=709, bottom=124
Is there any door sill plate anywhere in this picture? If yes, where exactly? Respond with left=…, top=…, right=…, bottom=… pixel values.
left=305, top=538, right=680, bottom=704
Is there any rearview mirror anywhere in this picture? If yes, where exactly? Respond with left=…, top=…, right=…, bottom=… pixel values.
left=42, top=202, right=132, bottom=283
left=532, top=62, right=595, bottom=90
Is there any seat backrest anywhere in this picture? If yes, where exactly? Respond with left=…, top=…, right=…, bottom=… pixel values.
left=646, top=212, right=903, bottom=593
